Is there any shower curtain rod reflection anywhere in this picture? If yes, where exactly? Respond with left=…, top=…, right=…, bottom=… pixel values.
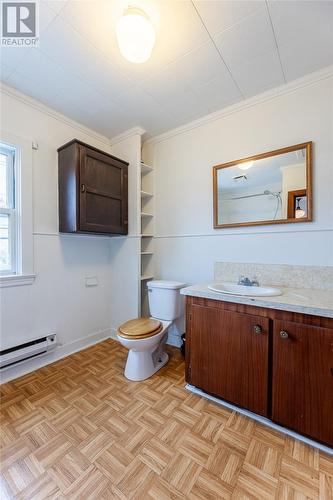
left=227, top=190, right=282, bottom=201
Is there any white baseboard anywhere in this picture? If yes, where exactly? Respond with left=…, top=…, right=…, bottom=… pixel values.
left=186, top=384, right=333, bottom=456
left=110, top=328, right=118, bottom=341
left=0, top=329, right=111, bottom=384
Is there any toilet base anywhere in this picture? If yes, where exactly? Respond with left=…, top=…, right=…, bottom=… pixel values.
left=124, top=349, right=169, bottom=381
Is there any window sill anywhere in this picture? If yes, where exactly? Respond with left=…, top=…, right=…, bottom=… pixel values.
left=0, top=274, right=36, bottom=288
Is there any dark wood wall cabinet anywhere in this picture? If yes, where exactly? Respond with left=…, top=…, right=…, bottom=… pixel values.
left=58, top=139, right=128, bottom=235
left=185, top=296, right=333, bottom=447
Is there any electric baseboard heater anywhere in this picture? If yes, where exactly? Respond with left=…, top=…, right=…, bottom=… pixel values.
left=0, top=334, right=57, bottom=369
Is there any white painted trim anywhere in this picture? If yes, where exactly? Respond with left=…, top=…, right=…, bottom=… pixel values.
left=0, top=273, right=36, bottom=288
left=110, top=328, right=119, bottom=341
left=0, top=131, right=35, bottom=278
left=0, top=329, right=111, bottom=383
left=186, top=384, right=333, bottom=456
left=32, top=232, right=142, bottom=240
left=1, top=83, right=111, bottom=148
left=110, top=127, right=146, bottom=146
left=154, top=227, right=333, bottom=239
left=145, top=65, right=333, bottom=145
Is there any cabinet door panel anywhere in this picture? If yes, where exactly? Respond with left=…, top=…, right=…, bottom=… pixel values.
left=79, top=147, right=128, bottom=234
left=84, top=155, right=122, bottom=197
left=189, top=304, right=269, bottom=416
left=272, top=320, right=333, bottom=446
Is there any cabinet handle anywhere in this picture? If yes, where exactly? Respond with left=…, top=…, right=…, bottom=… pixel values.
left=280, top=330, right=289, bottom=339
left=80, top=184, right=85, bottom=193
left=253, top=325, right=262, bottom=334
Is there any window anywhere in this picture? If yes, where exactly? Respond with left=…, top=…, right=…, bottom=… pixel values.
left=0, top=142, right=18, bottom=275
left=0, top=133, right=34, bottom=287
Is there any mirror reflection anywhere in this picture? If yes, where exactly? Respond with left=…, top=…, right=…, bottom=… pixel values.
left=213, top=142, right=312, bottom=228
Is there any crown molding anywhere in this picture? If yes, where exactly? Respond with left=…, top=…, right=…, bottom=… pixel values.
left=0, top=82, right=112, bottom=148
left=110, top=126, right=146, bottom=146
left=145, top=65, right=333, bottom=146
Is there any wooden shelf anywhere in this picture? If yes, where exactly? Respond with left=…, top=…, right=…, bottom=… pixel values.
left=141, top=190, right=153, bottom=199
left=141, top=212, right=153, bottom=218
left=141, top=162, right=153, bottom=174
left=141, top=275, right=154, bottom=281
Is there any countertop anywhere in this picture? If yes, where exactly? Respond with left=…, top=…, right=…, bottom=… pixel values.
left=180, top=284, right=333, bottom=318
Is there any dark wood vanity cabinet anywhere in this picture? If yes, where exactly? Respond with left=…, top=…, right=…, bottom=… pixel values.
left=186, top=297, right=333, bottom=447
left=272, top=319, right=333, bottom=446
left=188, top=302, right=269, bottom=416
left=58, top=140, right=128, bottom=235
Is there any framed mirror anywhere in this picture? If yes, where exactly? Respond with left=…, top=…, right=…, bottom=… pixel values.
left=213, top=142, right=312, bottom=228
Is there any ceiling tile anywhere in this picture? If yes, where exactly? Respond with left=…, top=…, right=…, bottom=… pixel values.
left=1, top=63, right=15, bottom=81
left=43, top=0, right=69, bottom=16
left=7, top=48, right=111, bottom=117
left=268, top=0, right=333, bottom=81
left=113, top=85, right=178, bottom=135
left=6, top=66, right=64, bottom=109
left=39, top=1, right=65, bottom=31
left=59, top=0, right=210, bottom=81
left=194, top=0, right=264, bottom=35
left=142, top=42, right=230, bottom=99
left=194, top=73, right=242, bottom=113
left=231, top=49, right=284, bottom=98
left=0, top=46, right=29, bottom=76
left=214, top=6, right=276, bottom=70
left=38, top=17, right=131, bottom=96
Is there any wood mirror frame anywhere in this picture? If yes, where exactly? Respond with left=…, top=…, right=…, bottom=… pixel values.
left=213, top=141, right=313, bottom=229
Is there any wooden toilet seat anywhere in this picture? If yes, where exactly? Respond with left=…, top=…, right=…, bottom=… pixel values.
left=118, top=317, right=163, bottom=340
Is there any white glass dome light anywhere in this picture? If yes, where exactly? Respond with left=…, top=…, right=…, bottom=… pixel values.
left=116, top=7, right=156, bottom=64
left=238, top=161, right=254, bottom=171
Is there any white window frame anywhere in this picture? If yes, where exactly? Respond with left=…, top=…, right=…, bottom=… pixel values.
left=0, top=143, right=18, bottom=276
left=0, top=133, right=35, bottom=287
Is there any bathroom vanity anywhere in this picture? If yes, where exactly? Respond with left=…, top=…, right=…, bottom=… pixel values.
left=182, top=285, right=333, bottom=448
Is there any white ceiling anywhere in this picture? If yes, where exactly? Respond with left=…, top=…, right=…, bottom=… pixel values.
left=219, top=150, right=305, bottom=191
left=1, top=0, right=333, bottom=139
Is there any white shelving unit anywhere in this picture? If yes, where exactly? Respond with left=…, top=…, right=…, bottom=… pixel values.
left=140, top=161, right=154, bottom=315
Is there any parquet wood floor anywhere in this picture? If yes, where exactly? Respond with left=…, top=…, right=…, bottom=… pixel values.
left=0, top=339, right=332, bottom=499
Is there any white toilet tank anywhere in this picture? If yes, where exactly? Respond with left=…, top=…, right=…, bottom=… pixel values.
left=147, top=280, right=186, bottom=321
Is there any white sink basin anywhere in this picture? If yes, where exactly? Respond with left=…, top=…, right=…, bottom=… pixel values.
left=208, top=282, right=282, bottom=297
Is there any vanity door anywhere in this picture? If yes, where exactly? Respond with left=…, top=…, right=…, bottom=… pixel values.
left=188, top=302, right=269, bottom=416
left=272, top=320, right=333, bottom=446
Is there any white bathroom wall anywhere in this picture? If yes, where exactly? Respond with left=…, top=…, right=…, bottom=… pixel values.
left=219, top=182, right=283, bottom=224
left=281, top=164, right=306, bottom=218
left=109, top=131, right=143, bottom=336
left=143, top=70, right=333, bottom=286
left=0, top=86, right=116, bottom=375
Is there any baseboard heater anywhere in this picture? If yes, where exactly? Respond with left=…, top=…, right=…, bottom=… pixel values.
left=0, top=334, right=57, bottom=369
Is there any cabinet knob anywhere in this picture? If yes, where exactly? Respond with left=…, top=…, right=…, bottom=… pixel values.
left=253, top=325, right=262, bottom=334
left=280, top=330, right=289, bottom=339
left=80, top=184, right=85, bottom=193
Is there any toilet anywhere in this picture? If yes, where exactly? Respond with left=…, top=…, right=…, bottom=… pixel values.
left=117, top=280, right=185, bottom=381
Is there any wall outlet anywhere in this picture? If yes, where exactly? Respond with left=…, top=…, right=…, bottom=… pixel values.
left=85, top=276, right=99, bottom=287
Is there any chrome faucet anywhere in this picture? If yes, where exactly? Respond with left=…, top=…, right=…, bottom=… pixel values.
left=238, top=275, right=260, bottom=287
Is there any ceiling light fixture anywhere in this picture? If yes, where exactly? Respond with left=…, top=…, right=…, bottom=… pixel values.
left=116, top=6, right=155, bottom=64
left=238, top=161, right=254, bottom=170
